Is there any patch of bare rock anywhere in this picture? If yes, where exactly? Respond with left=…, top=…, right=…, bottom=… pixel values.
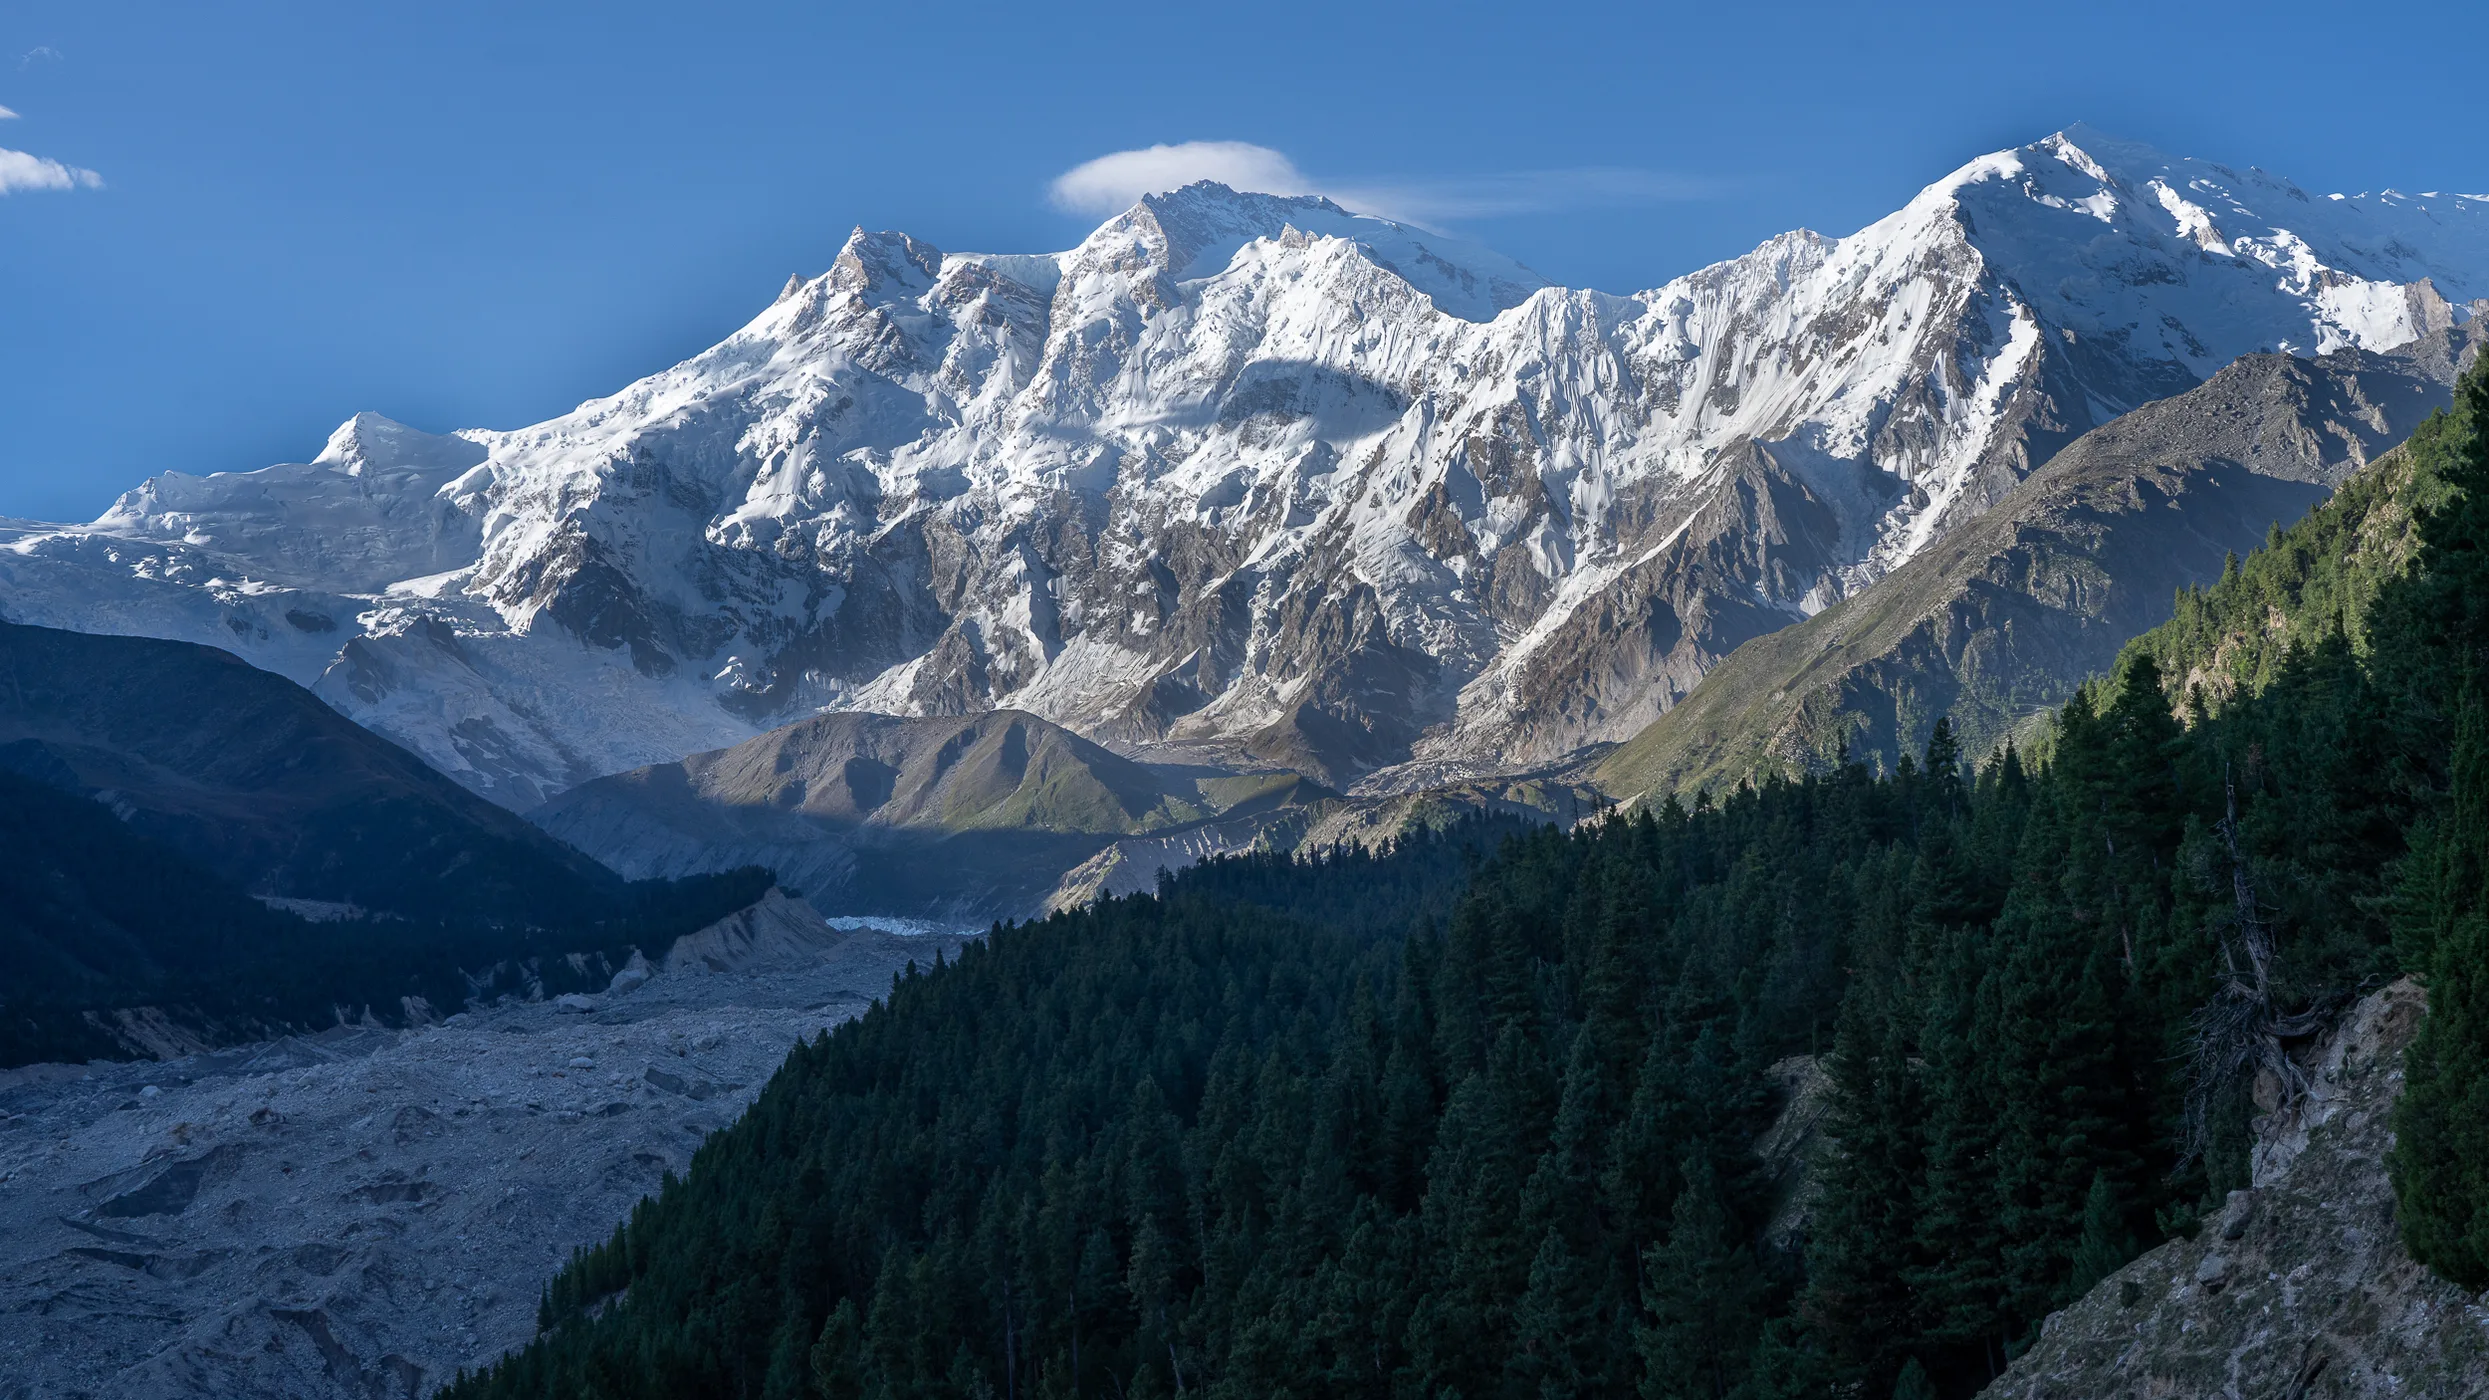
left=1987, top=978, right=2489, bottom=1399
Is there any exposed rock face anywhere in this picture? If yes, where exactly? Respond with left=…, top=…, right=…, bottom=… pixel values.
left=1755, top=1055, right=1832, bottom=1254
left=655, top=887, right=854, bottom=976
left=1986, top=979, right=2489, bottom=1399
left=0, top=898, right=970, bottom=1400
left=5, top=131, right=2484, bottom=803
left=1598, top=328, right=2473, bottom=798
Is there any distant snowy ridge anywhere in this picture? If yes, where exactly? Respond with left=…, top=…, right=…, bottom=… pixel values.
left=4, top=127, right=2485, bottom=805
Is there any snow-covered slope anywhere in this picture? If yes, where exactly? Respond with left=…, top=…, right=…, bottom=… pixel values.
left=5, top=129, right=2485, bottom=804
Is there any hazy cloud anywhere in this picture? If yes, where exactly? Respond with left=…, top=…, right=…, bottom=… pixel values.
left=1050, top=140, right=1717, bottom=228
left=1050, top=142, right=1321, bottom=216
left=0, top=147, right=102, bottom=194
left=1333, top=168, right=1721, bottom=224
left=20, top=46, right=62, bottom=70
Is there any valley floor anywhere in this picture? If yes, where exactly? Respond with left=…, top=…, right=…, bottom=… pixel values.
left=0, top=917, right=969, bottom=1400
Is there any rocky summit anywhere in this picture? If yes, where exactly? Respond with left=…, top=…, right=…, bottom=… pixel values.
left=3, top=129, right=2484, bottom=805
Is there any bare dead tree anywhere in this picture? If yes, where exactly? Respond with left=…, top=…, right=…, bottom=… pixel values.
left=2179, top=770, right=2341, bottom=1168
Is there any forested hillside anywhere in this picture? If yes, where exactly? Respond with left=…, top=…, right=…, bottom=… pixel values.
left=449, top=361, right=2489, bottom=1400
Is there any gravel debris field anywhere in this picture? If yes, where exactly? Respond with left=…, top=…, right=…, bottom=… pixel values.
left=0, top=897, right=970, bottom=1399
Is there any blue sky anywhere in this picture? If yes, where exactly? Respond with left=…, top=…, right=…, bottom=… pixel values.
left=4, top=0, right=2485, bottom=520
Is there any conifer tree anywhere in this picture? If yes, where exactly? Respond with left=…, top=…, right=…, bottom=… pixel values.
left=1638, top=1159, right=1764, bottom=1400
left=2068, top=1170, right=2137, bottom=1295
left=809, top=1299, right=864, bottom=1400
left=1800, top=961, right=1923, bottom=1389
left=1905, top=927, right=2005, bottom=1375
left=2391, top=690, right=2489, bottom=1288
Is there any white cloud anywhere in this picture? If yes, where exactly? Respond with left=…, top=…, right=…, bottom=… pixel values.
left=1050, top=141, right=1319, bottom=216
left=0, top=146, right=101, bottom=193
left=1050, top=140, right=1717, bottom=227
left=0, top=105, right=17, bottom=120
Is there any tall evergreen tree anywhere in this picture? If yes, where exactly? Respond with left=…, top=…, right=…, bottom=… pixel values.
left=1638, top=1158, right=1764, bottom=1400
left=2391, top=690, right=2489, bottom=1287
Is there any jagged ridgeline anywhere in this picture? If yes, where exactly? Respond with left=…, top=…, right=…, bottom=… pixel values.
left=1594, top=329, right=2472, bottom=800
left=449, top=365, right=2489, bottom=1400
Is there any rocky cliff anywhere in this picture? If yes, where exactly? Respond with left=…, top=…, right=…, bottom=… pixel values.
left=1986, top=980, right=2489, bottom=1399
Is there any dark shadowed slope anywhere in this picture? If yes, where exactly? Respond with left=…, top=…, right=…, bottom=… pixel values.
left=0, top=767, right=315, bottom=1064
left=0, top=620, right=623, bottom=921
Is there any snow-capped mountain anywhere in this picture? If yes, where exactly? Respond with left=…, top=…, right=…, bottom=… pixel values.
left=4, top=126, right=2485, bottom=805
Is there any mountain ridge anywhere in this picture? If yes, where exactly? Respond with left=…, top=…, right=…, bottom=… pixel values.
left=0, top=619, right=623, bottom=922
left=4, top=128, right=2484, bottom=805
left=529, top=708, right=1217, bottom=918
left=1595, top=324, right=2477, bottom=797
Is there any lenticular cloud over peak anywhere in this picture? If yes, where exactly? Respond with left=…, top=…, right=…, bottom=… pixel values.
left=1049, top=141, right=1320, bottom=215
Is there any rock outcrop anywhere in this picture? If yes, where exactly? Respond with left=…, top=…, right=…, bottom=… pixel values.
left=1987, top=979, right=2489, bottom=1399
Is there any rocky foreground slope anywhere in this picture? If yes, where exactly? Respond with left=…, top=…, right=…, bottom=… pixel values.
left=0, top=896, right=968, bottom=1400
left=4, top=129, right=2482, bottom=804
left=1987, top=979, right=2489, bottom=1399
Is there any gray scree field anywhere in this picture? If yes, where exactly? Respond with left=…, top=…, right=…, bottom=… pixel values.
left=0, top=900, right=969, bottom=1400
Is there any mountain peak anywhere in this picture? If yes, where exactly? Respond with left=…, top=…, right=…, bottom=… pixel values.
left=829, top=228, right=944, bottom=299
left=1062, top=179, right=1545, bottom=321
left=1137, top=179, right=1347, bottom=221
left=2045, top=122, right=2159, bottom=165
left=311, top=412, right=485, bottom=478
left=1068, top=181, right=1353, bottom=282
